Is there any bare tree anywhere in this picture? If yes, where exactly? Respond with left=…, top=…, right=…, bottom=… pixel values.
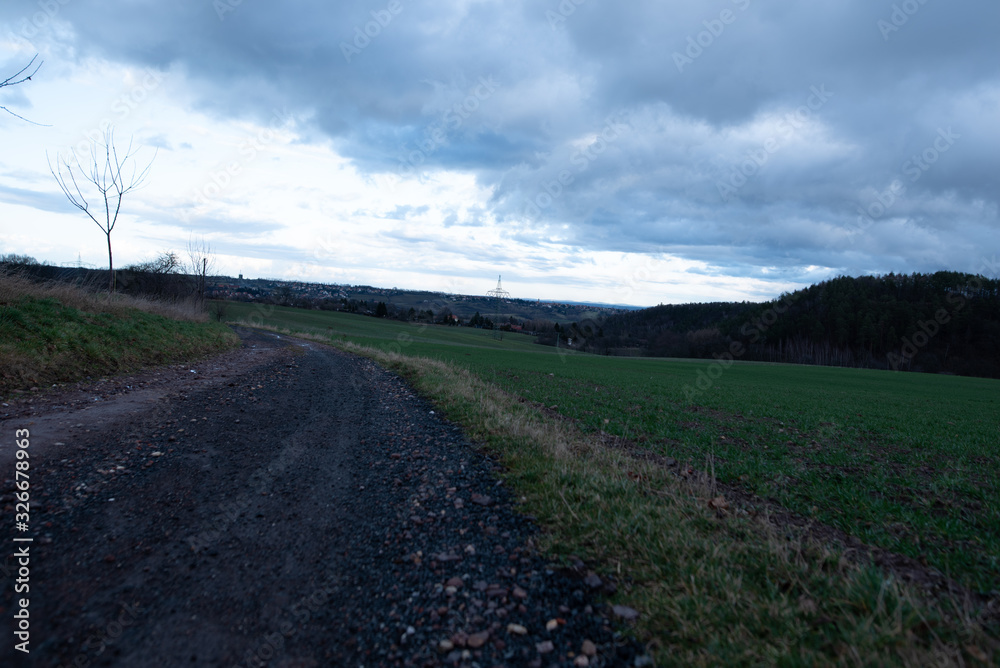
left=121, top=251, right=185, bottom=298
left=127, top=251, right=182, bottom=274
left=186, top=236, right=217, bottom=306
left=48, top=127, right=156, bottom=294
left=209, top=300, right=229, bottom=322
left=1, top=55, right=46, bottom=125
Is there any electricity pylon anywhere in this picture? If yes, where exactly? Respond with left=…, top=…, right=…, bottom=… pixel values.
left=486, top=275, right=510, bottom=340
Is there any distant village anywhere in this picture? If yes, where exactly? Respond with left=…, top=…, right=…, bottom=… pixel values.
left=205, top=275, right=627, bottom=327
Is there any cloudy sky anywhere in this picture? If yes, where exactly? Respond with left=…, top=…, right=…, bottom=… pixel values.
left=1, top=1, right=997, bottom=306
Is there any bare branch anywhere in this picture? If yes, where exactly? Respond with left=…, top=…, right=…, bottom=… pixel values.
left=48, top=127, right=156, bottom=293
left=0, top=55, right=42, bottom=88
left=1, top=55, right=50, bottom=126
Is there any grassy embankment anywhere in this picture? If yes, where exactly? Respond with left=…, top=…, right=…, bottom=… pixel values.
left=0, top=273, right=239, bottom=396
left=226, top=301, right=999, bottom=666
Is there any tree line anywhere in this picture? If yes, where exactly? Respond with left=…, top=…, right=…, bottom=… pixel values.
left=563, top=272, right=1000, bottom=378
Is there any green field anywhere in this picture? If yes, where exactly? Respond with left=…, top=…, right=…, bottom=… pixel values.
left=226, top=301, right=999, bottom=664
left=0, top=280, right=238, bottom=395
left=226, top=302, right=999, bottom=593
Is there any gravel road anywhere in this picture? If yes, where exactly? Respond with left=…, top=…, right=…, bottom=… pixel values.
left=1, top=329, right=647, bottom=667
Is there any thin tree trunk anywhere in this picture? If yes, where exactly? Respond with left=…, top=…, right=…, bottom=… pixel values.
left=106, top=233, right=115, bottom=294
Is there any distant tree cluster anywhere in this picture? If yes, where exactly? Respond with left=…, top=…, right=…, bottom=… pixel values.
left=222, top=291, right=563, bottom=336
left=565, top=272, right=1000, bottom=378
left=0, top=253, right=40, bottom=266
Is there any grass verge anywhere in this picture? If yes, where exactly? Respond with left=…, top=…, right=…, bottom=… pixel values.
left=247, top=323, right=998, bottom=667
left=224, top=303, right=999, bottom=596
left=0, top=272, right=239, bottom=395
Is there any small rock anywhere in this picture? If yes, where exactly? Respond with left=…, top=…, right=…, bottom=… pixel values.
left=470, top=493, right=493, bottom=506
left=574, top=656, right=590, bottom=667
left=438, top=639, right=454, bottom=653
left=151, top=451, right=164, bottom=457
left=966, top=645, right=989, bottom=662
left=707, top=495, right=729, bottom=512
left=634, top=655, right=655, bottom=667
left=584, top=573, right=602, bottom=589
left=507, top=623, right=528, bottom=635
left=611, top=604, right=639, bottom=621
left=467, top=631, right=490, bottom=649
left=536, top=640, right=554, bottom=654
left=446, top=576, right=464, bottom=588
left=512, top=586, right=528, bottom=599
left=581, top=640, right=597, bottom=656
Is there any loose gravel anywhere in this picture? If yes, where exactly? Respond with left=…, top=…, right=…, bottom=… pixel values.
left=1, top=329, right=647, bottom=667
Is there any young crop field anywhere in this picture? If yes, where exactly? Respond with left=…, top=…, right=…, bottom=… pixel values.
left=225, top=301, right=1000, bottom=663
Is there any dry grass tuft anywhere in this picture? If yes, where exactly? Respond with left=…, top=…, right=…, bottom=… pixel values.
left=0, top=269, right=208, bottom=322
left=1, top=270, right=236, bottom=394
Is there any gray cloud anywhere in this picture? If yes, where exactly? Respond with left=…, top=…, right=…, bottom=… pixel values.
left=3, top=0, right=997, bottom=290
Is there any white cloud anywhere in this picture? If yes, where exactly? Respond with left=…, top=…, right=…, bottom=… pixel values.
left=1, top=0, right=998, bottom=307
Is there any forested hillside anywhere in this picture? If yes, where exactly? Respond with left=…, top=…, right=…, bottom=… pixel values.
left=568, top=272, right=1000, bottom=378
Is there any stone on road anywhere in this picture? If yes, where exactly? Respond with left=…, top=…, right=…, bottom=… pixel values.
left=0, top=329, right=643, bottom=667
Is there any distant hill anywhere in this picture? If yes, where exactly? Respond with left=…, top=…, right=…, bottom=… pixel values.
left=566, top=272, right=1000, bottom=378
left=10, top=261, right=997, bottom=377
left=206, top=277, right=625, bottom=324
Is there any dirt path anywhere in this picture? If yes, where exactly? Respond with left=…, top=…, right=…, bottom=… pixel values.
left=1, top=329, right=645, bottom=667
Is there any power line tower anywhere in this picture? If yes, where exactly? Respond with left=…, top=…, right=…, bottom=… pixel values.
left=486, top=275, right=510, bottom=340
